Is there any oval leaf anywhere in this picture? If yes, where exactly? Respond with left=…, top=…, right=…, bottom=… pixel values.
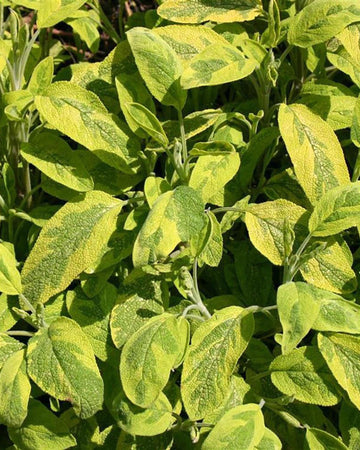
left=288, top=0, right=360, bottom=48
left=277, top=282, right=321, bottom=354
left=8, top=399, right=76, bottom=450
left=181, top=306, right=254, bottom=420
left=245, top=199, right=308, bottom=266
left=120, top=314, right=189, bottom=407
left=158, top=0, right=262, bottom=24
left=35, top=82, right=141, bottom=174
left=22, top=191, right=123, bottom=305
left=0, top=349, right=31, bottom=428
left=127, top=27, right=186, bottom=110
left=270, top=346, right=341, bottom=406
left=309, top=182, right=360, bottom=237
left=189, top=149, right=240, bottom=203
left=113, top=390, right=174, bottom=437
left=278, top=103, right=349, bottom=205
left=0, top=242, right=22, bottom=295
left=133, top=186, right=206, bottom=267
left=27, top=317, right=104, bottom=418
left=318, top=332, right=360, bottom=409
left=21, top=132, right=94, bottom=192
left=202, top=404, right=265, bottom=450
left=181, top=43, right=256, bottom=89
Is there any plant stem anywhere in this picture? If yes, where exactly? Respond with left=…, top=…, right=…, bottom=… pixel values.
left=19, top=184, right=41, bottom=210
left=19, top=294, right=36, bottom=315
left=283, top=232, right=312, bottom=283
left=6, top=330, right=35, bottom=337
left=211, top=207, right=242, bottom=214
left=177, top=108, right=188, bottom=171
left=91, top=1, right=121, bottom=44
left=190, top=259, right=212, bottom=319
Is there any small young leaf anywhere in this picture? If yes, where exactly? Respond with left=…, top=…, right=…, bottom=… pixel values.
left=181, top=307, right=254, bottom=420
left=202, top=404, right=265, bottom=450
left=270, top=346, right=341, bottom=406
left=120, top=314, right=189, bottom=407
left=28, top=56, right=54, bottom=95
left=318, top=332, right=360, bottom=409
left=124, top=102, right=168, bottom=147
left=0, top=294, right=18, bottom=332
left=308, top=182, right=360, bottom=236
left=127, top=27, right=186, bottom=110
left=27, top=317, right=104, bottom=418
left=116, top=73, right=156, bottom=137
left=193, top=211, right=223, bottom=267
left=67, top=11, right=100, bottom=53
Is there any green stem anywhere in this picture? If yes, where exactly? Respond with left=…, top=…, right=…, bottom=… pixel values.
left=6, top=330, right=35, bottom=337
left=19, top=294, right=36, bottom=315
left=8, top=213, right=14, bottom=242
left=19, top=184, right=41, bottom=210
left=0, top=5, right=4, bottom=39
left=91, top=1, right=121, bottom=44
left=247, top=370, right=271, bottom=383
left=279, top=45, right=294, bottom=65
left=22, top=161, right=32, bottom=209
left=211, top=207, right=242, bottom=214
left=177, top=108, right=188, bottom=172
left=190, top=259, right=212, bottom=319
left=283, top=232, right=312, bottom=283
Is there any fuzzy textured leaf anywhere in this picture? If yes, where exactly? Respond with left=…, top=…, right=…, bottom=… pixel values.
left=120, top=314, right=189, bottom=407
left=22, top=191, right=123, bottom=305
left=278, top=103, right=349, bottom=205
left=35, top=82, right=141, bottom=173
left=318, top=332, right=360, bottom=409
left=202, top=404, right=265, bottom=450
left=181, top=307, right=254, bottom=420
left=158, top=0, right=262, bottom=24
left=133, top=186, right=206, bottom=267
left=270, top=346, right=341, bottom=406
left=27, top=317, right=104, bottom=418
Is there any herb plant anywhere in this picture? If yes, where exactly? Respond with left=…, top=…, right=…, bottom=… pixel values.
left=0, top=0, right=360, bottom=448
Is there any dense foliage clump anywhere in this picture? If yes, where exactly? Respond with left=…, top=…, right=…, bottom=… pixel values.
left=0, top=0, right=360, bottom=448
